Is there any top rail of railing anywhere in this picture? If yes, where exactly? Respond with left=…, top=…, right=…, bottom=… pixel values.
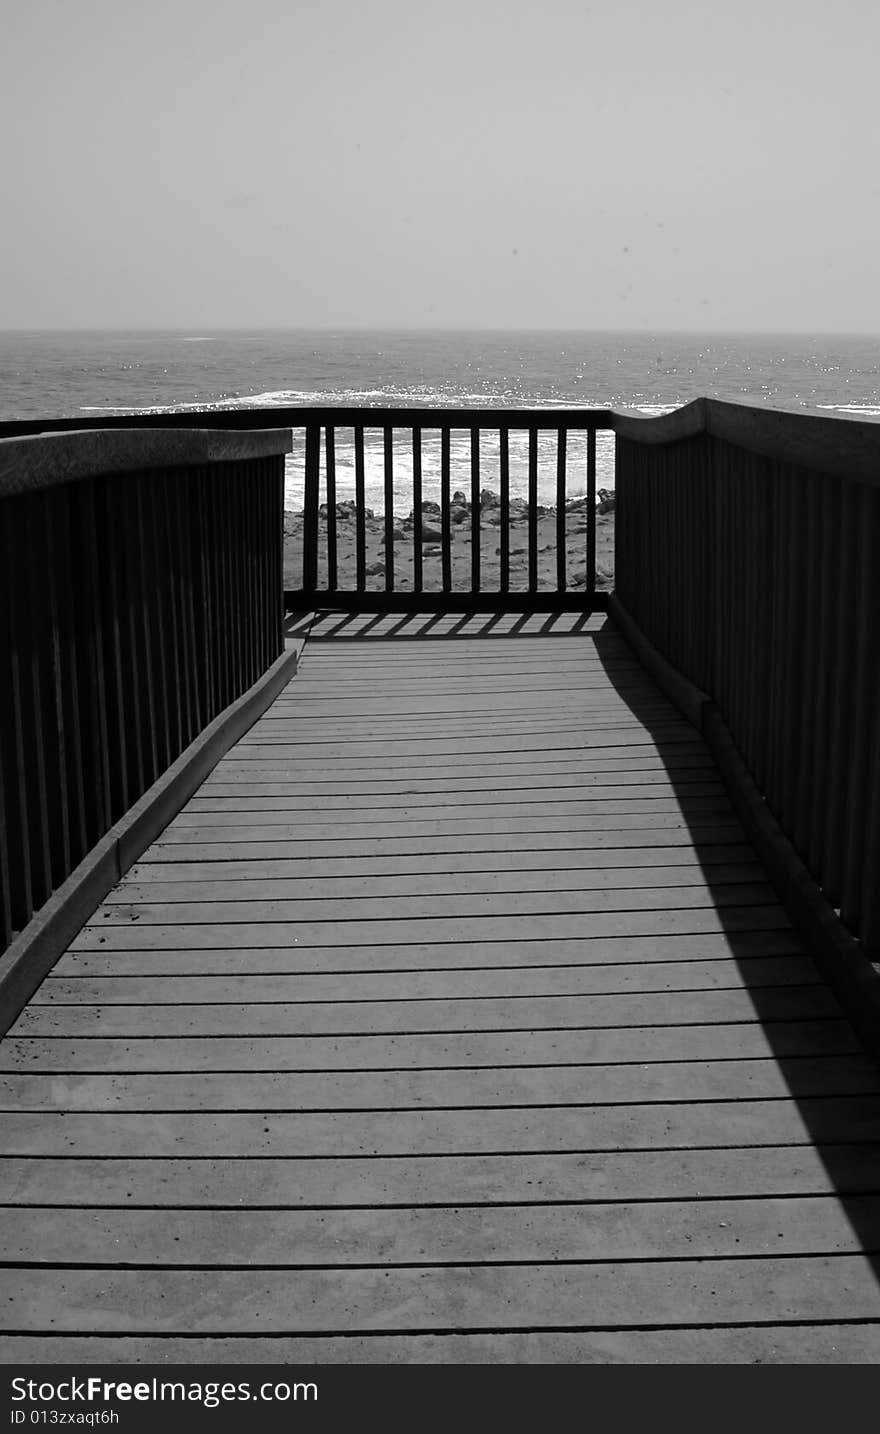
left=612, top=397, right=880, bottom=483
left=3, top=395, right=877, bottom=477
left=0, top=406, right=615, bottom=437
left=0, top=426, right=293, bottom=498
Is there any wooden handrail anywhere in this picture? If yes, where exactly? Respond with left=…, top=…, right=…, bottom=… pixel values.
left=0, top=427, right=293, bottom=497
left=612, top=397, right=880, bottom=484
left=0, top=406, right=616, bottom=438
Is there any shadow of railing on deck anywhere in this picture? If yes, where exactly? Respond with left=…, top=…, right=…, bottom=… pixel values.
left=592, top=615, right=880, bottom=1291
left=285, top=608, right=603, bottom=641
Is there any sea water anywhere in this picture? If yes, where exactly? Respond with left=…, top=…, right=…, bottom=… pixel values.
left=2, top=329, right=878, bottom=513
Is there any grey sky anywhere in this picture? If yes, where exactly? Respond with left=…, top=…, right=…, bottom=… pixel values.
left=2, top=0, right=878, bottom=331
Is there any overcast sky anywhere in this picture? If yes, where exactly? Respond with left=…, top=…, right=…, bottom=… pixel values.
left=2, top=0, right=877, bottom=331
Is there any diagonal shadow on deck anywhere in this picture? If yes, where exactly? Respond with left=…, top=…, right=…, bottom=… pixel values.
left=589, top=614, right=880, bottom=1288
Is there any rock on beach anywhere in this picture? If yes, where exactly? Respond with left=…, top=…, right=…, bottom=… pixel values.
left=284, top=492, right=615, bottom=593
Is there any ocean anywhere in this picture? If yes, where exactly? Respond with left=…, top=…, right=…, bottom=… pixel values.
left=2, top=329, right=878, bottom=513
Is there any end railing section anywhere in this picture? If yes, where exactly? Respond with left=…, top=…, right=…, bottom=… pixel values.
left=294, top=408, right=614, bottom=609
left=0, top=426, right=290, bottom=955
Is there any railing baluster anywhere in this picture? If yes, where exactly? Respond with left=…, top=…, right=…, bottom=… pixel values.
left=275, top=458, right=285, bottom=656
left=412, top=428, right=423, bottom=594
left=806, top=480, right=840, bottom=873
left=792, top=471, right=823, bottom=854
left=354, top=425, right=366, bottom=591
left=256, top=461, right=268, bottom=679
left=470, top=426, right=481, bottom=594
left=0, top=757, right=11, bottom=949
left=222, top=466, right=237, bottom=710
left=36, top=492, right=71, bottom=884
left=383, top=425, right=394, bottom=594
left=740, top=454, right=764, bottom=784
left=325, top=426, right=337, bottom=592
left=170, top=465, right=191, bottom=753
left=840, top=484, right=880, bottom=932
left=587, top=428, right=597, bottom=594
left=27, top=500, right=58, bottom=900
left=190, top=468, right=212, bottom=730
left=441, top=427, right=451, bottom=594
left=98, top=481, right=131, bottom=818
left=499, top=427, right=510, bottom=594
left=781, top=469, right=811, bottom=834
left=229, top=464, right=246, bottom=695
left=78, top=482, right=112, bottom=841
left=302, top=421, right=320, bottom=595
left=859, top=488, right=880, bottom=947
left=0, top=505, right=34, bottom=930
left=556, top=428, right=567, bottom=592
left=238, top=462, right=255, bottom=693
left=147, top=473, right=173, bottom=775
left=528, top=427, right=538, bottom=592
left=184, top=472, right=206, bottom=745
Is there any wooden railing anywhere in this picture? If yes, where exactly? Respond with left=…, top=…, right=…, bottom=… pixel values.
left=3, top=399, right=878, bottom=970
left=0, top=407, right=617, bottom=610
left=614, top=398, right=880, bottom=960
left=295, top=408, right=615, bottom=609
left=0, top=428, right=290, bottom=954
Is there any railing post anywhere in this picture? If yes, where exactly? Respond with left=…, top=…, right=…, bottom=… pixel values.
left=302, top=420, right=321, bottom=595
left=586, top=428, right=597, bottom=596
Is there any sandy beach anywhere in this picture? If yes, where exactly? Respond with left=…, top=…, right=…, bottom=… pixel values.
left=283, top=490, right=615, bottom=595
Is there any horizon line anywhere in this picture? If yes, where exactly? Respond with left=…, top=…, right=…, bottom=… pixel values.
left=2, top=324, right=880, bottom=339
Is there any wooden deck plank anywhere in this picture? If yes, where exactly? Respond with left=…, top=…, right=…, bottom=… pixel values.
left=153, top=816, right=748, bottom=845
left=128, top=844, right=757, bottom=879
left=215, top=745, right=713, bottom=770
left=3, top=1143, right=878, bottom=1207
left=210, top=751, right=716, bottom=777
left=35, top=956, right=820, bottom=1005
left=200, top=768, right=726, bottom=793
left=3, top=612, right=878, bottom=1359
left=3, top=1196, right=879, bottom=1266
left=145, top=829, right=752, bottom=861
left=107, top=860, right=766, bottom=901
left=6, top=1096, right=878, bottom=1158
left=186, top=781, right=730, bottom=808
left=87, top=883, right=781, bottom=925
left=230, top=731, right=700, bottom=757
left=3, top=1056, right=877, bottom=1112
left=6, top=1257, right=880, bottom=1332
left=66, top=907, right=798, bottom=952
left=8, top=987, right=839, bottom=1039
left=50, top=931, right=808, bottom=977
left=3, top=1327, right=877, bottom=1363
left=165, top=801, right=742, bottom=830
left=1, top=1020, right=859, bottom=1074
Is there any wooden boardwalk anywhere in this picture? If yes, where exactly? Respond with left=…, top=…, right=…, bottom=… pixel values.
left=2, top=609, right=880, bottom=1363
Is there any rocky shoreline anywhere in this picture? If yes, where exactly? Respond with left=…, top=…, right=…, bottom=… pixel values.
left=283, top=488, right=615, bottom=593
